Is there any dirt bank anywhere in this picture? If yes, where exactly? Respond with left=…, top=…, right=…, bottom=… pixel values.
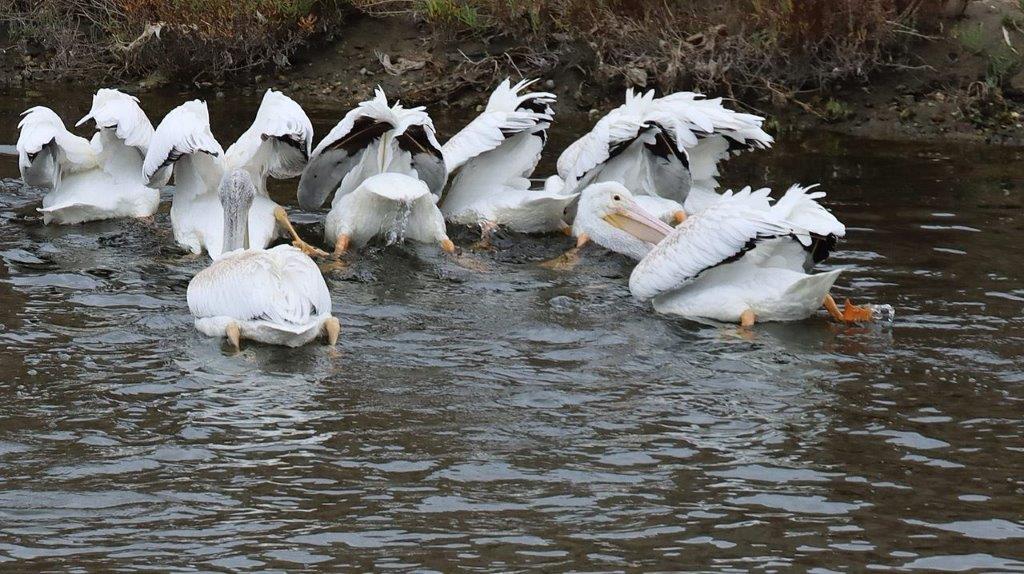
left=3, top=1, right=1024, bottom=145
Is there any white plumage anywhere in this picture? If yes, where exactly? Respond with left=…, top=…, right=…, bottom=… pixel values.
left=16, top=89, right=162, bottom=224
left=629, top=188, right=787, bottom=300
left=771, top=183, right=846, bottom=246
left=188, top=245, right=335, bottom=347
left=224, top=91, right=314, bottom=183
left=440, top=78, right=577, bottom=236
left=325, top=172, right=448, bottom=248
left=298, top=88, right=452, bottom=252
left=144, top=89, right=316, bottom=259
left=441, top=78, right=554, bottom=171
left=78, top=89, right=159, bottom=158
left=557, top=89, right=773, bottom=217
left=628, top=188, right=842, bottom=324
left=186, top=169, right=338, bottom=349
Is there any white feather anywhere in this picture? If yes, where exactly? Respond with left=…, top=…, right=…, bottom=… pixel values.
left=629, top=188, right=787, bottom=301
left=224, top=89, right=313, bottom=180
left=312, top=87, right=440, bottom=158
left=17, top=107, right=97, bottom=185
left=770, top=183, right=846, bottom=244
left=76, top=89, right=156, bottom=156
left=187, top=245, right=334, bottom=346
left=17, top=101, right=160, bottom=224
left=441, top=78, right=554, bottom=171
left=557, top=89, right=773, bottom=197
left=144, top=100, right=224, bottom=185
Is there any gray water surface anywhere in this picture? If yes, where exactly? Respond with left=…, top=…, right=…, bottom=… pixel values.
left=0, top=86, right=1023, bottom=572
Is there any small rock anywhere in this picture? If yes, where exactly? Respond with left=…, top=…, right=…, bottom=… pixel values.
left=544, top=79, right=555, bottom=89
left=359, top=67, right=368, bottom=76
left=215, top=91, right=224, bottom=99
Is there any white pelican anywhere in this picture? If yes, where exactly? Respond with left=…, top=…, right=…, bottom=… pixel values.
left=568, top=181, right=677, bottom=261
left=297, top=88, right=453, bottom=255
left=187, top=170, right=339, bottom=351
left=439, top=78, right=577, bottom=245
left=143, top=89, right=323, bottom=259
left=557, top=89, right=774, bottom=225
left=577, top=183, right=878, bottom=324
left=16, top=89, right=165, bottom=224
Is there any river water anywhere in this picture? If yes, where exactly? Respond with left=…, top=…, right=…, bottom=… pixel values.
left=0, top=86, right=1022, bottom=572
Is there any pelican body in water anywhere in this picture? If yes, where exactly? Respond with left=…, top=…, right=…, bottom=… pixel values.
left=187, top=170, right=339, bottom=351
left=574, top=182, right=883, bottom=325
left=545, top=89, right=773, bottom=268
left=16, top=89, right=166, bottom=224
left=297, top=88, right=453, bottom=255
left=440, top=78, right=577, bottom=244
left=144, top=90, right=323, bottom=259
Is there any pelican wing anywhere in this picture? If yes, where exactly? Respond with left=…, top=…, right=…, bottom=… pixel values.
left=225, top=89, right=313, bottom=179
left=771, top=184, right=845, bottom=239
left=770, top=183, right=845, bottom=265
left=441, top=78, right=555, bottom=171
left=556, top=89, right=653, bottom=188
left=629, top=188, right=789, bottom=301
left=144, top=100, right=224, bottom=186
left=299, top=87, right=441, bottom=208
left=76, top=89, right=156, bottom=156
left=654, top=92, right=773, bottom=151
left=17, top=107, right=98, bottom=188
left=187, top=246, right=331, bottom=330
left=441, top=126, right=547, bottom=219
left=558, top=89, right=773, bottom=195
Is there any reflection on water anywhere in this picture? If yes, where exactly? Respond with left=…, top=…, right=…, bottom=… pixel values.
left=0, top=86, right=1023, bottom=571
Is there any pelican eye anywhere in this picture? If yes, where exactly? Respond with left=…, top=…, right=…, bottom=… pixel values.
left=612, top=194, right=621, bottom=201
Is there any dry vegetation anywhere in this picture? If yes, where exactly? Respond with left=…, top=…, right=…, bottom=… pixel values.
left=1, top=0, right=349, bottom=79
left=353, top=0, right=945, bottom=99
left=0, top=0, right=957, bottom=101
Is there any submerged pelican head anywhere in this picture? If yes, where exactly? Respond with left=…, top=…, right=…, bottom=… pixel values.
left=575, top=182, right=675, bottom=261
left=219, top=170, right=257, bottom=253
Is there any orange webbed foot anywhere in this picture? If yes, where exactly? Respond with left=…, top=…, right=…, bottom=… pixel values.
left=841, top=298, right=876, bottom=323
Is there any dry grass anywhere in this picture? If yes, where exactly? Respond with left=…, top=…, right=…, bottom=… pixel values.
left=1, top=0, right=349, bottom=79
left=352, top=0, right=943, bottom=100
left=3, top=0, right=943, bottom=97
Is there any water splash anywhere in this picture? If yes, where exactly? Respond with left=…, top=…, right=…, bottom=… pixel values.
left=385, top=200, right=413, bottom=246
left=867, top=303, right=896, bottom=324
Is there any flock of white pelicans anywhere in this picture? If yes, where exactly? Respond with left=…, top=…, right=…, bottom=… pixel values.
left=16, top=79, right=886, bottom=351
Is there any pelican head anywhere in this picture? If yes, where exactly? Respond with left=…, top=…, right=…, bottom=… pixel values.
left=220, top=170, right=256, bottom=253
left=574, top=182, right=674, bottom=260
